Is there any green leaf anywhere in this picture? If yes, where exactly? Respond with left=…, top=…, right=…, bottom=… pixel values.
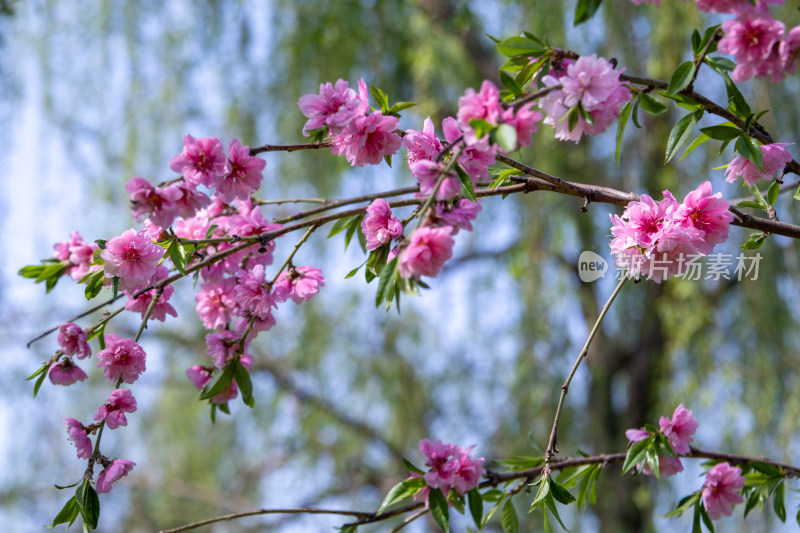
left=328, top=216, right=356, bottom=238
left=516, top=57, right=548, bottom=87
left=631, top=99, right=642, bottom=128
left=403, top=458, right=425, bottom=475
left=375, top=257, right=399, bottom=309
left=700, top=505, right=715, bottom=532
left=530, top=475, right=551, bottom=510
left=482, top=496, right=506, bottom=528
left=344, top=215, right=363, bottom=251
left=734, top=200, right=763, bottom=209
left=33, top=368, right=49, bottom=398
left=469, top=119, right=494, bottom=141
left=94, top=239, right=107, bottom=250
left=700, top=125, right=741, bottom=141
left=772, top=481, right=786, bottom=522
left=500, top=71, right=523, bottom=95
left=794, top=185, right=800, bottom=201
left=549, top=478, right=576, bottom=505
left=680, top=133, right=711, bottom=162
left=167, top=240, right=186, bottom=275
left=388, top=101, right=417, bottom=115
left=455, top=165, right=478, bottom=203
left=767, top=180, right=780, bottom=206
left=46, top=496, right=80, bottom=529
left=691, top=29, right=701, bottom=54
left=75, top=480, right=100, bottom=529
left=18, top=264, right=47, bottom=279
left=501, top=499, right=519, bottom=533
left=668, top=61, right=697, bottom=95
left=704, top=56, right=735, bottom=74
left=55, top=480, right=83, bottom=490
left=697, top=25, right=721, bottom=54
left=638, top=93, right=668, bottom=114
left=494, top=124, right=518, bottom=153
left=370, top=84, right=390, bottom=114
left=740, top=232, right=767, bottom=250
left=615, top=101, right=633, bottom=169
left=494, top=455, right=545, bottom=471
left=496, top=36, right=546, bottom=58
left=84, top=269, right=106, bottom=301
left=622, top=436, right=653, bottom=475
left=377, top=477, right=426, bottom=514
left=665, top=111, right=701, bottom=163
left=233, top=360, right=255, bottom=408
left=544, top=494, right=569, bottom=531
left=468, top=489, right=483, bottom=528
left=429, top=488, right=450, bottom=532
left=340, top=526, right=357, bottom=533
left=199, top=363, right=236, bottom=401
left=489, top=168, right=522, bottom=189
left=725, top=74, right=751, bottom=119
left=576, top=465, right=600, bottom=509
left=345, top=261, right=367, bottom=279
left=573, top=0, right=603, bottom=25
left=736, top=135, right=764, bottom=171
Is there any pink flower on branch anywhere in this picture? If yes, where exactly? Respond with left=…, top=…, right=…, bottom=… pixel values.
left=96, top=459, right=136, bottom=493
left=624, top=428, right=684, bottom=476
left=96, top=335, right=147, bottom=384
left=100, top=229, right=165, bottom=291
left=674, top=181, right=734, bottom=254
left=124, top=266, right=178, bottom=322
left=724, top=142, right=793, bottom=185
left=702, top=462, right=746, bottom=519
left=57, top=322, right=91, bottom=359
left=234, top=264, right=277, bottom=319
left=94, top=389, right=137, bottom=429
left=298, top=79, right=367, bottom=136
left=63, top=418, right=92, bottom=459
left=456, top=80, right=504, bottom=149
left=418, top=439, right=485, bottom=496
left=53, top=231, right=100, bottom=281
left=539, top=54, right=630, bottom=143
left=332, top=110, right=402, bottom=167
left=272, top=266, right=326, bottom=305
left=49, top=359, right=88, bottom=386
left=169, top=134, right=230, bottom=189
left=195, top=278, right=237, bottom=330
left=397, top=226, right=455, bottom=280
left=361, top=199, right=403, bottom=251
left=125, top=176, right=182, bottom=228
left=719, top=12, right=785, bottom=82
left=214, top=139, right=266, bottom=203
left=658, top=404, right=699, bottom=455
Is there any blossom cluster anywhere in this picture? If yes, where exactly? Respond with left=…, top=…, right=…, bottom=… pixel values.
left=53, top=231, right=100, bottom=282
left=609, top=181, right=733, bottom=282
left=298, top=78, right=402, bottom=166
left=538, top=54, right=631, bottom=143
left=456, top=80, right=542, bottom=152
left=626, top=404, right=699, bottom=476
left=625, top=405, right=747, bottom=521
left=633, top=0, right=797, bottom=83
left=412, top=439, right=485, bottom=504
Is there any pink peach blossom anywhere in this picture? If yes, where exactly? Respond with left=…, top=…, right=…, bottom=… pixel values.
left=57, top=322, right=91, bottom=359
left=214, top=139, right=266, bottom=202
left=332, top=111, right=402, bottom=167
left=124, top=266, right=178, bottom=322
left=719, top=12, right=785, bottom=82
left=724, top=142, right=793, bottom=185
left=272, top=266, right=325, bottom=305
left=659, top=404, right=699, bottom=455
left=398, top=227, right=454, bottom=279
left=674, top=181, right=734, bottom=254
left=96, top=459, right=136, bottom=493
left=361, top=199, right=403, bottom=251
left=169, top=134, right=230, bottom=189
left=125, top=176, right=182, bottom=228
left=96, top=335, right=147, bottom=384
left=100, top=229, right=164, bottom=291
left=702, top=462, right=746, bottom=519
left=298, top=79, right=367, bottom=136
left=49, top=359, right=88, bottom=386
left=94, top=389, right=137, bottom=429
left=64, top=418, right=92, bottom=459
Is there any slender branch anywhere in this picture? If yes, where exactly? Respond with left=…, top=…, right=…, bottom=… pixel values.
left=133, top=288, right=162, bottom=342
left=543, top=277, right=628, bottom=476
left=158, top=507, right=372, bottom=533
left=26, top=294, right=125, bottom=348
left=272, top=186, right=419, bottom=225
left=388, top=507, right=428, bottom=533
left=270, top=225, right=318, bottom=284
left=163, top=447, right=800, bottom=533
left=510, top=83, right=563, bottom=109
left=249, top=141, right=332, bottom=155
left=254, top=197, right=329, bottom=206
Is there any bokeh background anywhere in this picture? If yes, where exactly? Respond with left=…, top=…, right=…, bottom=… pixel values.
left=2, top=1, right=799, bottom=531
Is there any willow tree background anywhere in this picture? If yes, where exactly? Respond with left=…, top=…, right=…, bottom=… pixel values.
left=2, top=1, right=799, bottom=532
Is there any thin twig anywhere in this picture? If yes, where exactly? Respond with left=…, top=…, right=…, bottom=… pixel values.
left=249, top=141, right=332, bottom=155
left=158, top=507, right=372, bottom=533
left=543, top=277, right=628, bottom=477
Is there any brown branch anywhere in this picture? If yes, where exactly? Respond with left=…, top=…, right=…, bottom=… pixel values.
left=249, top=141, right=332, bottom=155
left=158, top=507, right=372, bottom=533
